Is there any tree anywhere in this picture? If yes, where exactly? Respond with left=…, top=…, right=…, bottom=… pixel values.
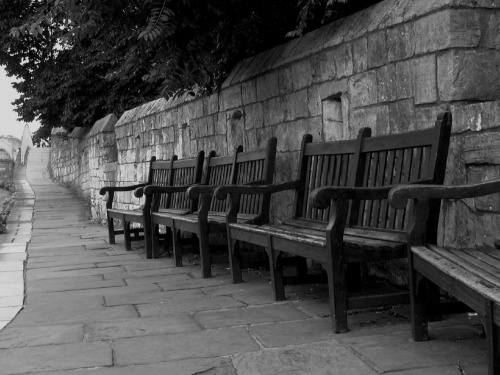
left=1, top=0, right=380, bottom=136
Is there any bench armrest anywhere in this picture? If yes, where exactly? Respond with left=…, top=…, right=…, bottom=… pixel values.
left=142, top=184, right=196, bottom=197
left=99, top=183, right=147, bottom=196
left=187, top=185, right=217, bottom=200
left=311, top=178, right=433, bottom=209
left=214, top=180, right=300, bottom=200
left=389, top=179, right=500, bottom=209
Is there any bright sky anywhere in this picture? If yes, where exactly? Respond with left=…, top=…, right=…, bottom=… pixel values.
left=0, top=66, right=40, bottom=139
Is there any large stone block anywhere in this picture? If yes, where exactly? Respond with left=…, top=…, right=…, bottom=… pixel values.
left=412, top=54, right=437, bottom=105
left=387, top=23, right=415, bottom=62
left=367, top=31, right=387, bottom=68
left=313, top=49, right=337, bottom=82
left=263, top=97, right=285, bottom=127
left=438, top=50, right=500, bottom=101
left=485, top=12, right=500, bottom=49
left=395, top=60, right=413, bottom=100
left=351, top=38, right=368, bottom=73
left=244, top=103, right=264, bottom=130
left=334, top=44, right=353, bottom=78
left=307, top=86, right=322, bottom=117
left=322, top=98, right=344, bottom=141
left=349, top=71, right=378, bottom=109
left=464, top=131, right=500, bottom=165
left=256, top=72, right=279, bottom=101
left=277, top=66, right=294, bottom=95
left=349, top=105, right=389, bottom=137
left=451, top=100, right=500, bottom=134
left=318, top=78, right=348, bottom=101
left=242, top=80, right=257, bottom=105
left=220, top=84, right=242, bottom=111
left=285, top=90, right=309, bottom=121
left=414, top=10, right=481, bottom=54
left=389, top=99, right=415, bottom=133
left=275, top=117, right=323, bottom=152
left=291, top=59, right=313, bottom=90
left=377, top=64, right=396, bottom=102
left=466, top=164, right=500, bottom=212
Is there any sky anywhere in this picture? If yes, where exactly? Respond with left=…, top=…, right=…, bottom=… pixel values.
left=0, top=66, right=40, bottom=140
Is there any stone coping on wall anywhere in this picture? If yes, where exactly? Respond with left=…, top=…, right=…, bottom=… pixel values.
left=110, top=0, right=500, bottom=129
left=89, top=114, right=119, bottom=137
left=222, top=0, right=500, bottom=88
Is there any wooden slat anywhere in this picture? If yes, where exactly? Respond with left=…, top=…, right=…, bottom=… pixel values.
left=413, top=245, right=500, bottom=302
left=428, top=245, right=500, bottom=288
left=304, top=140, right=357, bottom=156
left=361, top=128, right=437, bottom=153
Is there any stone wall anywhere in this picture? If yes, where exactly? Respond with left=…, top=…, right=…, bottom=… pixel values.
left=50, top=115, right=118, bottom=223
left=50, top=0, right=500, bottom=249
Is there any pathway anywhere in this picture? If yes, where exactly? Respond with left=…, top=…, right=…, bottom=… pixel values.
left=0, top=148, right=490, bottom=374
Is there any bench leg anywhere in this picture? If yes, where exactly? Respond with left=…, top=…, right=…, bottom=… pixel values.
left=327, top=263, right=348, bottom=334
left=152, top=223, right=161, bottom=259
left=144, top=217, right=153, bottom=259
left=107, top=216, right=116, bottom=244
left=229, top=239, right=243, bottom=284
left=198, top=222, right=211, bottom=278
left=124, top=221, right=132, bottom=251
left=427, top=281, right=441, bottom=322
left=267, top=236, right=285, bottom=301
left=411, top=271, right=429, bottom=342
left=172, top=225, right=183, bottom=267
left=485, top=300, right=500, bottom=375
left=296, top=256, right=308, bottom=282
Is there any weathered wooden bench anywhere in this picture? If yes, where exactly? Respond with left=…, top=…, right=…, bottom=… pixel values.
left=215, top=112, right=452, bottom=333
left=143, top=137, right=277, bottom=278
left=99, top=152, right=205, bottom=258
left=389, top=180, right=500, bottom=375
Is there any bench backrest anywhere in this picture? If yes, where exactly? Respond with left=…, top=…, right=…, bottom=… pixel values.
left=295, top=112, right=452, bottom=233
left=353, top=114, right=451, bottom=232
left=149, top=151, right=205, bottom=210
left=206, top=138, right=277, bottom=217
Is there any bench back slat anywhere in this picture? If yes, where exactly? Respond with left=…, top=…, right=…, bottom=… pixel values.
left=150, top=156, right=177, bottom=209
left=169, top=151, right=205, bottom=210
left=354, top=115, right=451, bottom=232
left=150, top=152, right=204, bottom=212
left=294, top=128, right=370, bottom=221
left=203, top=138, right=277, bottom=216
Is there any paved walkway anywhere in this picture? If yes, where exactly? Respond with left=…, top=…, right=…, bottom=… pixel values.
left=0, top=148, right=490, bottom=374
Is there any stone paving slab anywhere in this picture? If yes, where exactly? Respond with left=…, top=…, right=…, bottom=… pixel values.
left=233, top=340, right=376, bottom=375
left=0, top=271, right=23, bottom=284
left=27, top=254, right=142, bottom=269
left=340, top=327, right=486, bottom=373
left=102, top=267, right=195, bottom=280
left=28, top=278, right=126, bottom=293
left=85, top=314, right=202, bottom=341
left=0, top=342, right=112, bottom=374
left=123, top=273, right=192, bottom=285
left=0, top=307, right=22, bottom=320
left=27, top=266, right=125, bottom=281
left=114, top=327, right=260, bottom=366
left=0, top=296, right=23, bottom=308
left=0, top=324, right=84, bottom=349
left=195, top=303, right=311, bottom=328
left=25, top=357, right=236, bottom=375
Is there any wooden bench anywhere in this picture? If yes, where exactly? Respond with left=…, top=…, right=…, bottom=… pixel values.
left=215, top=112, right=452, bottom=333
left=99, top=152, right=204, bottom=258
left=389, top=180, right=500, bottom=375
left=143, top=137, right=277, bottom=278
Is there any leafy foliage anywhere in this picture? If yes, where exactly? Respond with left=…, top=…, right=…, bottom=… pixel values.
left=1, top=0, right=380, bottom=134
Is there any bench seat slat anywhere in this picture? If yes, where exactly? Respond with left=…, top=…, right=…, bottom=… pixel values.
left=413, top=245, right=500, bottom=302
left=228, top=222, right=406, bottom=255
